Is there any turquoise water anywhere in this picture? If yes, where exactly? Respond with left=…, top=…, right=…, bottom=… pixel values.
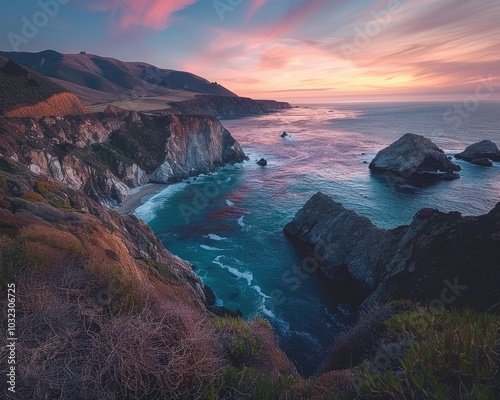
left=135, top=102, right=500, bottom=375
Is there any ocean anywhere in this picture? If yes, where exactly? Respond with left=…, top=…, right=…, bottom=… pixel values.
left=135, top=102, right=500, bottom=376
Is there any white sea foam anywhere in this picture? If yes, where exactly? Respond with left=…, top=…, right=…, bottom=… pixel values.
left=259, top=305, right=276, bottom=319
left=237, top=215, right=245, bottom=227
left=252, top=285, right=271, bottom=299
left=134, top=182, right=188, bottom=222
left=215, top=298, right=224, bottom=307
left=205, top=234, right=227, bottom=241
left=200, top=245, right=223, bottom=251
left=213, top=256, right=253, bottom=286
left=226, top=199, right=235, bottom=207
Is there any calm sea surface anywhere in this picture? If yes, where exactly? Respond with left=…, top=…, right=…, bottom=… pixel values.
left=135, top=102, right=500, bottom=375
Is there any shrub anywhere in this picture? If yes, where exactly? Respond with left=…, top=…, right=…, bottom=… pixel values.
left=354, top=307, right=500, bottom=399
left=0, top=268, right=226, bottom=400
left=19, top=225, right=87, bottom=272
left=220, top=366, right=299, bottom=400
left=20, top=191, right=49, bottom=204
left=213, top=316, right=261, bottom=367
left=34, top=180, right=73, bottom=210
left=320, top=302, right=412, bottom=373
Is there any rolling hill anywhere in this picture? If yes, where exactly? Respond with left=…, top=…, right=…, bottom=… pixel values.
left=0, top=56, right=88, bottom=118
left=0, top=50, right=237, bottom=105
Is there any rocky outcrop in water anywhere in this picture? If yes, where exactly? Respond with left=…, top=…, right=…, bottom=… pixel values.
left=284, top=192, right=500, bottom=311
left=455, top=140, right=500, bottom=166
left=165, top=94, right=291, bottom=118
left=0, top=107, right=246, bottom=206
left=369, top=133, right=461, bottom=183
left=257, top=158, right=268, bottom=166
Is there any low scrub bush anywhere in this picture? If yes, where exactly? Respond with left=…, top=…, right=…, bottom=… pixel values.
left=354, top=307, right=500, bottom=399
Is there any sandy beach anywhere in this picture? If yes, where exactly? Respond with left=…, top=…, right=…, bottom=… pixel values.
left=114, top=183, right=169, bottom=215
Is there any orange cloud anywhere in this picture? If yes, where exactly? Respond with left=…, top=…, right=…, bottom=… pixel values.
left=88, top=0, right=197, bottom=30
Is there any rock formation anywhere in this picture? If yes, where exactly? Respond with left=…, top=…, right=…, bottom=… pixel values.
left=369, top=133, right=461, bottom=183
left=285, top=192, right=500, bottom=311
left=257, top=158, right=268, bottom=166
left=0, top=107, right=246, bottom=206
left=455, top=140, right=500, bottom=166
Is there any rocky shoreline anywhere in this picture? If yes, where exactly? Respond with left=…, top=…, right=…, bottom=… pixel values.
left=285, top=192, right=500, bottom=311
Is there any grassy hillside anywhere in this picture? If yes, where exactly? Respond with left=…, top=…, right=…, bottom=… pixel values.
left=0, top=50, right=237, bottom=105
left=0, top=57, right=68, bottom=112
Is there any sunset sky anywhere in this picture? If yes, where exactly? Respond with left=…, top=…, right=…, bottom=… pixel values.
left=2, top=0, right=500, bottom=102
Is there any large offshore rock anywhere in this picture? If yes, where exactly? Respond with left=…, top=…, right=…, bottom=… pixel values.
left=455, top=140, right=500, bottom=165
left=369, top=133, right=461, bottom=182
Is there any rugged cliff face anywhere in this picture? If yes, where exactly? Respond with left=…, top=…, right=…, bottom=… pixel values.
left=0, top=107, right=246, bottom=206
left=165, top=94, right=292, bottom=117
left=285, top=192, right=500, bottom=310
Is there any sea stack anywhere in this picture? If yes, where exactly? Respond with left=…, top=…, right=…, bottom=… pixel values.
left=455, top=140, right=500, bottom=166
left=369, top=133, right=461, bottom=183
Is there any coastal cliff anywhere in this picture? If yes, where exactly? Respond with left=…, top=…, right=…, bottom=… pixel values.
left=165, top=94, right=292, bottom=118
left=0, top=154, right=305, bottom=399
left=0, top=107, right=246, bottom=207
left=285, top=192, right=500, bottom=310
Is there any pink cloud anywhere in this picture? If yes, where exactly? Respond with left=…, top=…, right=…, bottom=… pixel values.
left=268, top=0, right=328, bottom=39
left=246, top=0, right=268, bottom=20
left=259, top=46, right=295, bottom=69
left=87, top=0, right=197, bottom=30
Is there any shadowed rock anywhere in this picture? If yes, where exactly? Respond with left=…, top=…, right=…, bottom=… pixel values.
left=455, top=140, right=500, bottom=165
left=285, top=192, right=500, bottom=311
left=369, top=133, right=461, bottom=183
left=257, top=158, right=268, bottom=166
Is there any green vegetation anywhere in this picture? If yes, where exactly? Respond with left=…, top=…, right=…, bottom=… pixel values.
left=107, top=267, right=144, bottom=315
left=219, top=366, right=299, bottom=400
left=354, top=307, right=500, bottom=400
left=141, top=258, right=180, bottom=284
left=34, top=179, right=74, bottom=210
left=90, top=143, right=115, bottom=169
left=19, top=225, right=88, bottom=272
left=213, top=316, right=262, bottom=366
left=0, top=58, right=67, bottom=112
left=20, top=191, right=49, bottom=204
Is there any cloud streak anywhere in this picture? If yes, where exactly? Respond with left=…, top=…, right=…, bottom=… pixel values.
left=86, top=0, right=197, bottom=30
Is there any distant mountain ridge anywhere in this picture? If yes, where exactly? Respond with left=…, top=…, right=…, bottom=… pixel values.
left=0, top=50, right=237, bottom=105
